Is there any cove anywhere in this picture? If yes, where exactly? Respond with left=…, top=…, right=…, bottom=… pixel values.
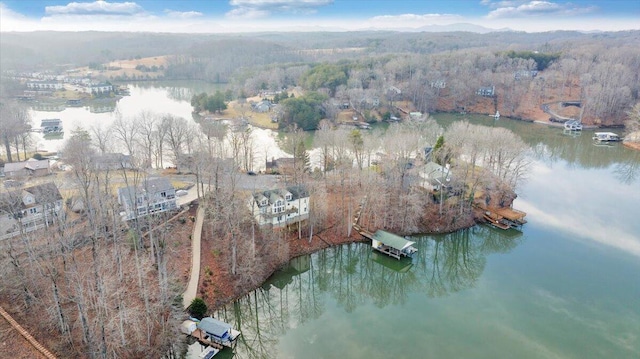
left=201, top=114, right=640, bottom=359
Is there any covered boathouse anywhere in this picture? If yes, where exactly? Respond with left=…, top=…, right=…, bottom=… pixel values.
left=196, top=317, right=241, bottom=347
left=182, top=317, right=241, bottom=349
left=371, top=230, right=418, bottom=260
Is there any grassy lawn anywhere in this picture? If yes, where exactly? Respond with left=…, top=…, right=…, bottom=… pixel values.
left=224, top=101, right=279, bottom=129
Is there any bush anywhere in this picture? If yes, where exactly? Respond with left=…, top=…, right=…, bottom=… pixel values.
left=188, top=298, right=207, bottom=319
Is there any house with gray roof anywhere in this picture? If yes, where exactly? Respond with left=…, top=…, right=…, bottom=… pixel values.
left=249, top=185, right=310, bottom=227
left=418, top=161, right=452, bottom=191
left=117, top=177, right=177, bottom=220
left=3, top=159, right=50, bottom=178
left=92, top=153, right=133, bottom=171
left=0, top=182, right=63, bottom=239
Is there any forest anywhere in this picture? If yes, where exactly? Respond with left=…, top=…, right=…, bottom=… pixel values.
left=0, top=28, right=639, bottom=358
left=2, top=30, right=639, bottom=126
left=0, top=100, right=531, bottom=358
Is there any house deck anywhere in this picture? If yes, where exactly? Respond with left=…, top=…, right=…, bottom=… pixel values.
left=189, top=329, right=224, bottom=350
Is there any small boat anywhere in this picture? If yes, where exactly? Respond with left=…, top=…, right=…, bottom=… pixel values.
left=198, top=346, right=220, bottom=359
left=564, top=119, right=582, bottom=131
left=592, top=132, right=621, bottom=142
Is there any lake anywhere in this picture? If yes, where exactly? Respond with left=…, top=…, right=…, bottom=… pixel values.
left=201, top=116, right=640, bottom=358
left=29, top=81, right=293, bottom=169
left=29, top=83, right=639, bottom=358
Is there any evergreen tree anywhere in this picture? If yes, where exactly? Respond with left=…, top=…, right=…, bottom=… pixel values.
left=188, top=298, right=207, bottom=319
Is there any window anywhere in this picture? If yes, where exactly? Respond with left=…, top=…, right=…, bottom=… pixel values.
left=161, top=191, right=167, bottom=198
left=277, top=215, right=282, bottom=221
left=29, top=208, right=37, bottom=214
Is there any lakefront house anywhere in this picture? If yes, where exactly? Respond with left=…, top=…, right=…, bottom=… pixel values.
left=0, top=182, right=64, bottom=239
left=249, top=185, right=310, bottom=227
left=117, top=177, right=177, bottom=220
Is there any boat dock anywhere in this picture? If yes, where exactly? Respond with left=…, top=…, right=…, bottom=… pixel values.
left=474, top=201, right=527, bottom=230
left=181, top=317, right=241, bottom=352
left=352, top=196, right=418, bottom=260
left=189, top=328, right=224, bottom=350
left=369, top=230, right=418, bottom=260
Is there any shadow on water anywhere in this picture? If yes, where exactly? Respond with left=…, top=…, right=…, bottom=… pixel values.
left=210, top=225, right=523, bottom=358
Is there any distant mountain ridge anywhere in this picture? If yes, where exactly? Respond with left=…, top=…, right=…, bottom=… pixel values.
left=411, top=23, right=513, bottom=34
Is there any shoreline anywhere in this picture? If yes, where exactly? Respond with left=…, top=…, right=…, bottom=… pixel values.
left=532, top=120, right=599, bottom=129
left=623, top=141, right=640, bottom=151
left=203, top=217, right=479, bottom=313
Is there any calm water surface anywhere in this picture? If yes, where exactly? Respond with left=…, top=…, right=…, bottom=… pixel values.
left=29, top=82, right=290, bottom=169
left=200, top=114, right=640, bottom=359
left=29, top=84, right=639, bottom=358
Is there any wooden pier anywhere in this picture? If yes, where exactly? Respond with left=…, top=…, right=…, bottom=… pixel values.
left=189, top=329, right=224, bottom=350
left=473, top=201, right=527, bottom=230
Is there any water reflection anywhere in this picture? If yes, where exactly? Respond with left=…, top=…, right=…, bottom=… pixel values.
left=131, top=80, right=226, bottom=102
left=87, top=100, right=118, bottom=113
left=613, top=150, right=640, bottom=184
left=433, top=113, right=639, bottom=183
left=213, top=226, right=523, bottom=358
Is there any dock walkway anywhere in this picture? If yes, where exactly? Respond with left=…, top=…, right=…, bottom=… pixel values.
left=473, top=201, right=527, bottom=230
left=189, top=329, right=224, bottom=350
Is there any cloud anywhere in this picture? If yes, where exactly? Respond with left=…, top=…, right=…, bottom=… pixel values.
left=0, top=2, right=26, bottom=21
left=0, top=2, right=40, bottom=31
left=226, top=0, right=333, bottom=19
left=164, top=10, right=203, bottom=19
left=485, top=1, right=597, bottom=18
left=45, top=1, right=144, bottom=16
left=226, top=7, right=271, bottom=19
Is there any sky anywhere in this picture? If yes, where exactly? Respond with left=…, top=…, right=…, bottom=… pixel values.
left=0, top=0, right=638, bottom=33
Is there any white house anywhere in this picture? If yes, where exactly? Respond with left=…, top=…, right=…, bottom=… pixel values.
left=476, top=85, right=495, bottom=97
left=82, top=83, right=113, bottom=95
left=117, top=177, right=177, bottom=220
left=0, top=182, right=64, bottom=239
left=249, top=185, right=310, bottom=227
left=26, top=81, right=64, bottom=90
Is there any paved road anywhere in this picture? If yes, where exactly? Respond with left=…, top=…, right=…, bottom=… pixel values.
left=182, top=205, right=204, bottom=310
left=179, top=173, right=281, bottom=310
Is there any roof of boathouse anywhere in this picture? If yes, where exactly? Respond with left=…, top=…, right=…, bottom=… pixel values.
left=372, top=230, right=416, bottom=251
